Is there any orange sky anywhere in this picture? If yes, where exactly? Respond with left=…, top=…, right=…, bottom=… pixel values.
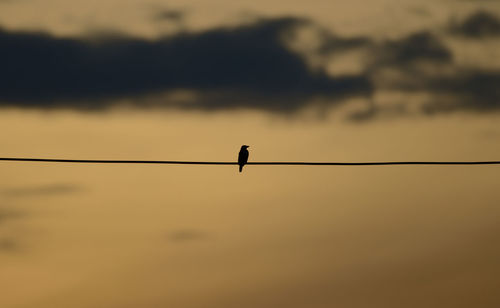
left=1, top=1, right=500, bottom=307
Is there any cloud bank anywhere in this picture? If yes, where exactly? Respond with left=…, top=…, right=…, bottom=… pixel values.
left=0, top=11, right=499, bottom=116
left=0, top=17, right=371, bottom=112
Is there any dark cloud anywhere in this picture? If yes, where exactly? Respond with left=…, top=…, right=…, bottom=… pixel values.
left=374, top=31, right=453, bottom=68
left=316, top=33, right=371, bottom=56
left=423, top=71, right=500, bottom=113
left=0, top=17, right=372, bottom=112
left=154, top=9, right=185, bottom=23
left=371, top=67, right=500, bottom=114
left=317, top=30, right=457, bottom=120
left=359, top=26, right=499, bottom=115
left=451, top=11, right=500, bottom=37
left=1, top=13, right=498, bottom=117
left=1, top=184, right=82, bottom=197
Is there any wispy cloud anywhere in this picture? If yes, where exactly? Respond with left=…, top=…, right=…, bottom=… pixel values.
left=373, top=31, right=453, bottom=68
left=450, top=11, right=500, bottom=38
left=153, top=8, right=185, bottom=23
left=0, top=238, right=17, bottom=251
left=168, top=229, right=208, bottom=243
left=0, top=207, right=24, bottom=253
left=1, top=184, right=82, bottom=197
left=0, top=208, right=23, bottom=223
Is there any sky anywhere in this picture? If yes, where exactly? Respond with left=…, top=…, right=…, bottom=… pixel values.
left=1, top=0, right=500, bottom=307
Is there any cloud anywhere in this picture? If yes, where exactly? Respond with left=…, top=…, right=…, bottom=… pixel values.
left=1, top=184, right=82, bottom=197
left=315, top=33, right=371, bottom=56
left=422, top=71, right=500, bottom=113
left=168, top=229, right=207, bottom=243
left=0, top=0, right=31, bottom=4
left=153, top=9, right=185, bottom=23
left=1, top=13, right=498, bottom=117
left=0, top=208, right=24, bottom=253
left=374, top=31, right=453, bottom=68
left=450, top=11, right=500, bottom=38
left=0, top=17, right=372, bottom=112
left=365, top=27, right=500, bottom=113
left=367, top=66, right=500, bottom=115
left=357, top=25, right=499, bottom=116
left=0, top=208, right=23, bottom=224
left=0, top=238, right=17, bottom=251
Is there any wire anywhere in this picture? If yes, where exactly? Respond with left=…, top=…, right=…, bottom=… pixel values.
left=1, top=157, right=499, bottom=165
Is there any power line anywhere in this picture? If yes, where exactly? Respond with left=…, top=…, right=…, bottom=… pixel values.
left=1, top=157, right=500, bottom=165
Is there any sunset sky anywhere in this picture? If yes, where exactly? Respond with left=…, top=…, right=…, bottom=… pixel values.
left=1, top=0, right=500, bottom=307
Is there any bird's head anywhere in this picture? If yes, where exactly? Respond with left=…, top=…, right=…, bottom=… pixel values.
left=241, top=145, right=250, bottom=149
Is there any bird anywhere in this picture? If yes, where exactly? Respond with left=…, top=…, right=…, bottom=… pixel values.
left=238, top=145, right=250, bottom=173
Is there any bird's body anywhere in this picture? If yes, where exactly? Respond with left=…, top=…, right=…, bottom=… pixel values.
left=238, top=145, right=249, bottom=172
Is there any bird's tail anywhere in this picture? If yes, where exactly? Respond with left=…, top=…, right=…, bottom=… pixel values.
left=239, top=165, right=243, bottom=172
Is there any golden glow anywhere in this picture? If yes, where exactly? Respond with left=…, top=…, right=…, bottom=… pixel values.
left=1, top=109, right=499, bottom=307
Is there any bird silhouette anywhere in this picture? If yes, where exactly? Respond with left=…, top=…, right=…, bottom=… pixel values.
left=238, top=145, right=249, bottom=172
